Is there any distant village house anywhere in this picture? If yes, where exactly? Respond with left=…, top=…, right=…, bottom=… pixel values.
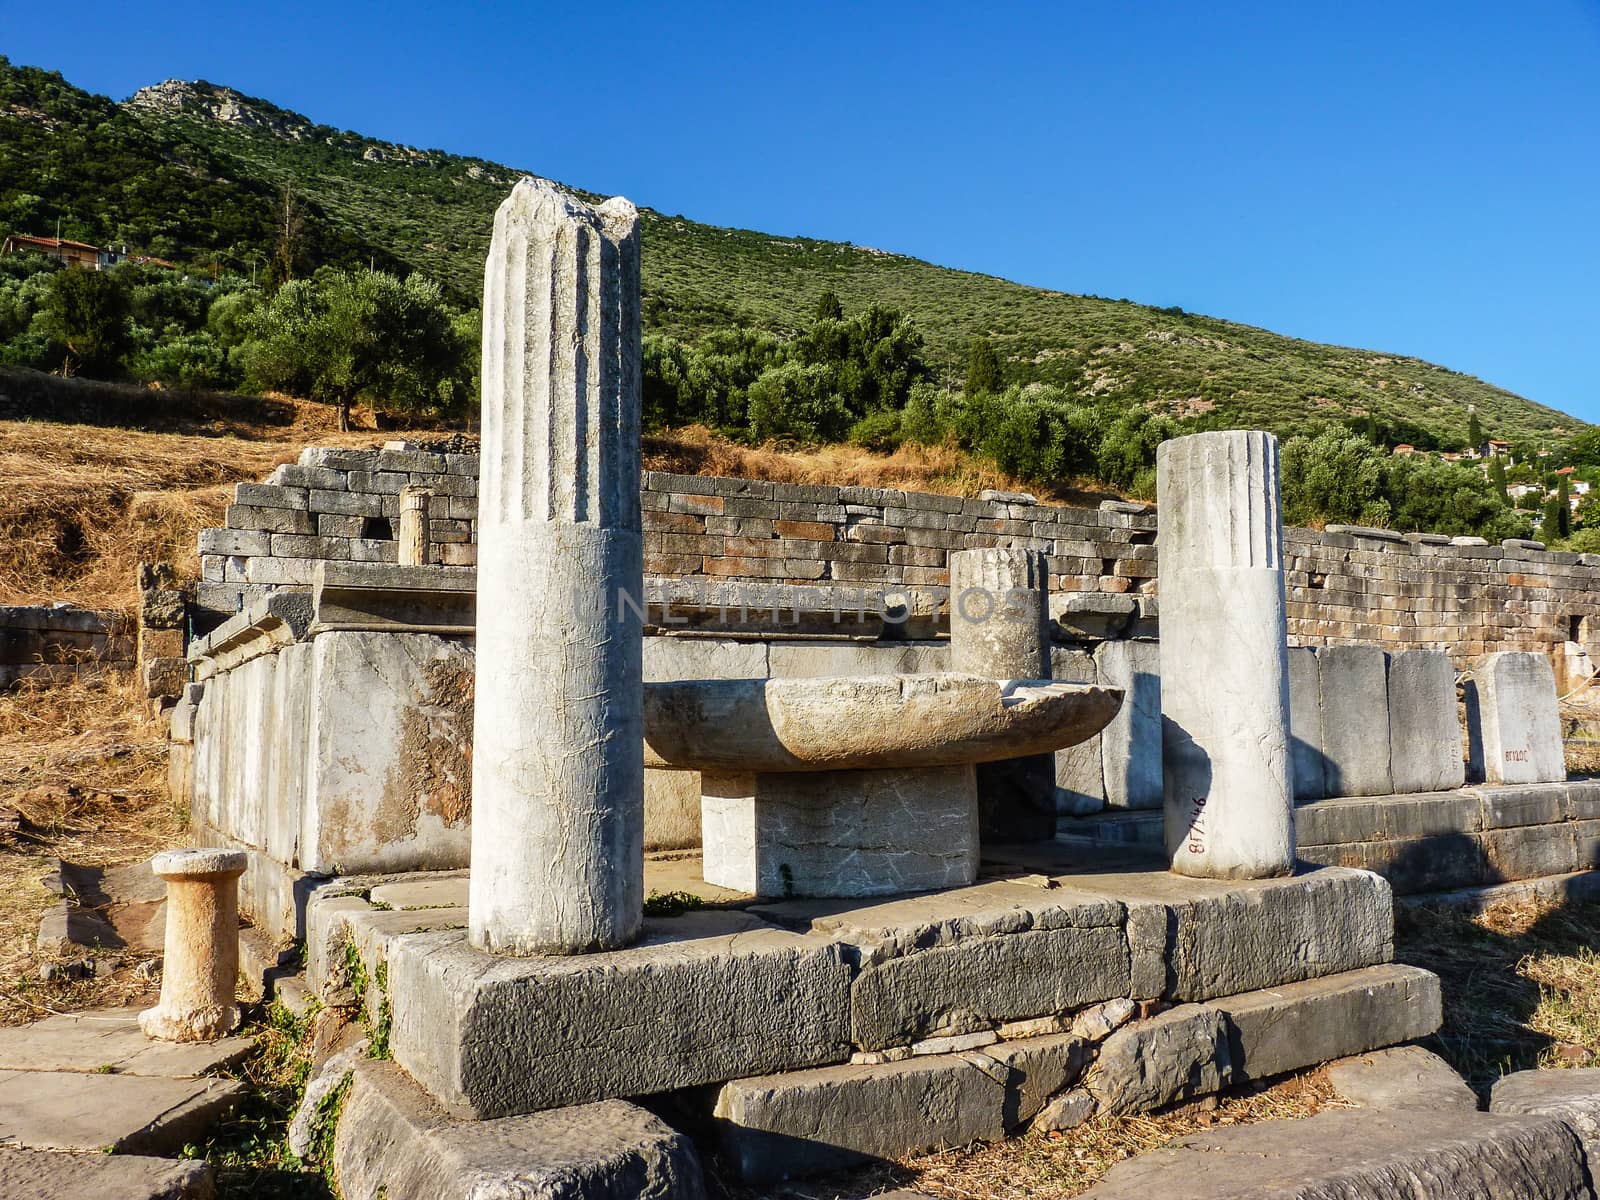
left=1, top=233, right=175, bottom=271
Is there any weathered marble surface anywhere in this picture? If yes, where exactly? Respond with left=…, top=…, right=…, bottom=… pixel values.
left=643, top=674, right=1121, bottom=772
left=470, top=178, right=645, bottom=955
left=1468, top=650, right=1565, bottom=786
left=1157, top=430, right=1295, bottom=879
left=701, top=764, right=978, bottom=897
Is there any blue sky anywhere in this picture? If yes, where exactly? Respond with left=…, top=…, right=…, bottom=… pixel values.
left=9, top=1, right=1599, bottom=418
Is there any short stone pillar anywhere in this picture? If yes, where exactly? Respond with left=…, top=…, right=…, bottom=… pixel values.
left=398, top=487, right=432, bottom=567
left=140, top=848, right=246, bottom=1042
left=468, top=179, right=645, bottom=956
left=949, top=547, right=1056, bottom=841
left=1467, top=651, right=1566, bottom=784
left=1156, top=430, right=1295, bottom=878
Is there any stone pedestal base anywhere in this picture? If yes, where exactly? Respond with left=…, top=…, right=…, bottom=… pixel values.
left=701, top=765, right=979, bottom=898
left=139, top=1001, right=241, bottom=1043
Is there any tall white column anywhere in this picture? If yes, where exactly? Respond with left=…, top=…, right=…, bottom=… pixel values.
left=469, top=179, right=644, bottom=955
left=1157, top=431, right=1295, bottom=878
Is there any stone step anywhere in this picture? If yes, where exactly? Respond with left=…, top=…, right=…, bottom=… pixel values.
left=1328, top=1045, right=1479, bottom=1112
left=0, top=1147, right=214, bottom=1200
left=0, top=1007, right=251, bottom=1078
left=320, top=862, right=1391, bottom=1118
left=0, top=1069, right=245, bottom=1154
left=1063, top=782, right=1600, bottom=897
left=713, top=963, right=1441, bottom=1183
left=1080, top=1108, right=1588, bottom=1198
left=1491, top=1067, right=1600, bottom=1168
left=333, top=1059, right=704, bottom=1200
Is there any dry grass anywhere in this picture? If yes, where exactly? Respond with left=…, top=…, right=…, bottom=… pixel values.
left=0, top=397, right=391, bottom=612
left=731, top=1071, right=1344, bottom=1200
left=0, top=672, right=179, bottom=1025
left=1398, top=896, right=1600, bottom=1089
left=643, top=426, right=1114, bottom=506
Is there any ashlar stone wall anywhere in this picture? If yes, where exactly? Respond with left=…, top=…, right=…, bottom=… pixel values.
left=193, top=444, right=1600, bottom=670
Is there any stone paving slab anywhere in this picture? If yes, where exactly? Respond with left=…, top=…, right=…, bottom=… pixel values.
left=334, top=1059, right=702, bottom=1200
left=0, top=1008, right=252, bottom=1077
left=1080, top=1108, right=1590, bottom=1199
left=1328, top=1045, right=1478, bottom=1112
left=0, top=1069, right=246, bottom=1153
left=1492, top=1067, right=1600, bottom=1168
left=0, top=1147, right=215, bottom=1200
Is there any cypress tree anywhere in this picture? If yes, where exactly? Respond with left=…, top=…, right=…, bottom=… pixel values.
left=1467, top=410, right=1483, bottom=450
left=965, top=336, right=1003, bottom=396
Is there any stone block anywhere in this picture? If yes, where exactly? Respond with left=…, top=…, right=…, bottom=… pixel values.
left=335, top=1060, right=702, bottom=1200
left=1050, top=593, right=1136, bottom=641
left=700, top=765, right=978, bottom=898
left=1317, top=645, right=1394, bottom=797
left=236, top=482, right=308, bottom=509
left=1287, top=646, right=1326, bottom=802
left=1140, top=867, right=1393, bottom=1001
left=1468, top=651, right=1565, bottom=785
left=845, top=894, right=1129, bottom=1049
left=1297, top=836, right=1489, bottom=895
left=1213, top=963, right=1442, bottom=1081
left=1387, top=650, right=1465, bottom=793
left=1085, top=1004, right=1231, bottom=1115
left=645, top=768, right=702, bottom=851
left=767, top=640, right=948, bottom=677
left=1492, top=1067, right=1600, bottom=1169
left=1051, top=648, right=1104, bottom=815
left=1478, top=783, right=1567, bottom=829
left=138, top=626, right=184, bottom=662
left=389, top=914, right=852, bottom=1117
left=1294, top=791, right=1482, bottom=847
left=142, top=655, right=188, bottom=699
left=1094, top=640, right=1161, bottom=810
left=990, top=1032, right=1089, bottom=1128
left=1483, top=822, right=1578, bottom=881
left=0, top=1148, right=213, bottom=1200
left=299, top=632, right=473, bottom=875
left=0, top=1069, right=245, bottom=1153
left=1328, top=1044, right=1478, bottom=1112
left=198, top=527, right=273, bottom=557
left=643, top=636, right=769, bottom=681
left=225, top=503, right=314, bottom=535
left=1080, top=1109, right=1590, bottom=1200
left=713, top=1053, right=1006, bottom=1182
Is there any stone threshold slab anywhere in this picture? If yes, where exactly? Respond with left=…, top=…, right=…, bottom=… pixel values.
left=1079, top=1108, right=1588, bottom=1199
left=0, top=1070, right=246, bottom=1153
left=0, top=1148, right=214, bottom=1200
left=303, top=860, right=1393, bottom=1119
left=0, top=1008, right=252, bottom=1078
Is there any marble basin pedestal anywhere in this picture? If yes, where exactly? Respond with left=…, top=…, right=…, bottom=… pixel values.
left=643, top=674, right=1120, bottom=898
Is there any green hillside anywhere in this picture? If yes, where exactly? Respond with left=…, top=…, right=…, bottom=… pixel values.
left=0, top=56, right=1580, bottom=447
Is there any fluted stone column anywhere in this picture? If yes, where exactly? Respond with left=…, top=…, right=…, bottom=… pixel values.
left=140, top=848, right=246, bottom=1042
left=1156, top=431, right=1295, bottom=878
left=469, top=179, right=644, bottom=955
left=398, top=486, right=432, bottom=567
left=949, top=547, right=1056, bottom=841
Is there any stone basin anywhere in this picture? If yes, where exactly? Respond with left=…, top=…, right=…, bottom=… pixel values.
left=642, top=673, right=1122, bottom=773
left=640, top=673, right=1123, bottom=899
